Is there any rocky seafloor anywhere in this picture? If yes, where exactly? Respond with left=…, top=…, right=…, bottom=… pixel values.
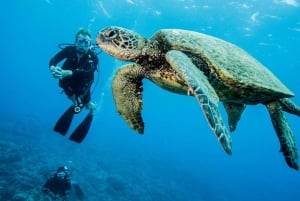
left=0, top=113, right=212, bottom=201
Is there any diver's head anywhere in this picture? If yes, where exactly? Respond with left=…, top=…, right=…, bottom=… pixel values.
left=75, top=28, right=92, bottom=55
left=56, top=166, right=69, bottom=179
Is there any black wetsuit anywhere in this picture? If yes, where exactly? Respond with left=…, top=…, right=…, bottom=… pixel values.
left=43, top=172, right=71, bottom=198
left=49, top=46, right=98, bottom=105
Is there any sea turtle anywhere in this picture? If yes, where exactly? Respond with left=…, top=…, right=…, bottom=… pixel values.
left=96, top=26, right=300, bottom=170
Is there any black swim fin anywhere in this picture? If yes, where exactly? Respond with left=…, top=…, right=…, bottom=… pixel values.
left=54, top=106, right=75, bottom=135
left=69, top=112, right=93, bottom=143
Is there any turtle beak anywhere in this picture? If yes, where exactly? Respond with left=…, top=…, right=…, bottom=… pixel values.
left=96, top=28, right=129, bottom=60
left=96, top=31, right=115, bottom=56
left=96, top=28, right=121, bottom=56
left=96, top=32, right=107, bottom=46
left=96, top=28, right=119, bottom=46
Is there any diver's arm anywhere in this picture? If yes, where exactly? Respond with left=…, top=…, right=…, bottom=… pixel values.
left=49, top=46, right=73, bottom=67
left=49, top=47, right=73, bottom=79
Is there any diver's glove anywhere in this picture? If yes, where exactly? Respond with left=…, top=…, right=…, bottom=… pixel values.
left=50, top=65, right=73, bottom=79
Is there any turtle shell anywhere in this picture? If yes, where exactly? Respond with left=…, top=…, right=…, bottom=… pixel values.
left=150, top=29, right=294, bottom=104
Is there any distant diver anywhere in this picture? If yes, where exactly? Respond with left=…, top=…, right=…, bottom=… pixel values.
left=43, top=166, right=71, bottom=200
left=43, top=166, right=85, bottom=201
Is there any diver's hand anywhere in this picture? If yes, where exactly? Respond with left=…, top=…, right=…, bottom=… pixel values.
left=50, top=65, right=61, bottom=78
left=50, top=66, right=72, bottom=79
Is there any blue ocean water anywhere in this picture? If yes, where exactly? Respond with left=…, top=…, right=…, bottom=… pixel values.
left=1, top=0, right=300, bottom=200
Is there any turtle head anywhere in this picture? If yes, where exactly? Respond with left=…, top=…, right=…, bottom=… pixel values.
left=96, top=26, right=147, bottom=61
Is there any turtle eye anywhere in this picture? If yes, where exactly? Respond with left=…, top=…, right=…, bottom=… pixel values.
left=106, top=29, right=118, bottom=39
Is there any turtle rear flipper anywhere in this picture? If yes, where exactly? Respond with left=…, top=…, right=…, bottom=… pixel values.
left=166, top=50, right=232, bottom=154
left=279, top=98, right=300, bottom=116
left=266, top=101, right=299, bottom=170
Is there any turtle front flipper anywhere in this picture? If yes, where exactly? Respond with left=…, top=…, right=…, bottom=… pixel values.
left=266, top=101, right=299, bottom=170
left=112, top=64, right=146, bottom=134
left=166, top=50, right=232, bottom=154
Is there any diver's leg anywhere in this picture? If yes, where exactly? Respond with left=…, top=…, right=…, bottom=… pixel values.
left=68, top=95, right=77, bottom=106
left=80, top=89, right=96, bottom=113
left=62, top=85, right=77, bottom=107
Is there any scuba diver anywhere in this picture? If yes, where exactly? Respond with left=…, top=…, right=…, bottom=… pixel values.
left=49, top=28, right=99, bottom=143
left=43, top=166, right=71, bottom=200
left=43, top=166, right=85, bottom=201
